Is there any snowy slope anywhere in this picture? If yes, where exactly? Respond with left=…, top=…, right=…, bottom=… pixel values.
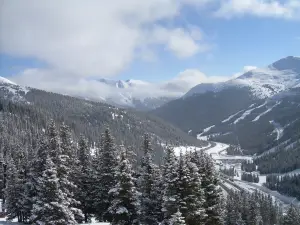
left=185, top=56, right=300, bottom=99
left=0, top=76, right=29, bottom=102
left=0, top=76, right=16, bottom=85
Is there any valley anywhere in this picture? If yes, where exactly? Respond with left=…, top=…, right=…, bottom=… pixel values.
left=1, top=56, right=300, bottom=224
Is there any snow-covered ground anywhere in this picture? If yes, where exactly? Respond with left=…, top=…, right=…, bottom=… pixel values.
left=252, top=101, right=281, bottom=122
left=269, top=120, right=284, bottom=140
left=221, top=110, right=244, bottom=123
left=0, top=218, right=110, bottom=225
left=173, top=144, right=212, bottom=156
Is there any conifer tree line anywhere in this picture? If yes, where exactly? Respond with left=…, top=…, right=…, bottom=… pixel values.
left=1, top=119, right=297, bottom=225
left=265, top=174, right=300, bottom=201
left=1, top=120, right=226, bottom=224
left=241, top=172, right=259, bottom=183
left=225, top=190, right=300, bottom=225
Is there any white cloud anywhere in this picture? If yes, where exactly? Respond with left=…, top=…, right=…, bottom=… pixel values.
left=215, top=0, right=300, bottom=19
left=10, top=66, right=235, bottom=103
left=0, top=0, right=212, bottom=77
left=232, top=65, right=257, bottom=78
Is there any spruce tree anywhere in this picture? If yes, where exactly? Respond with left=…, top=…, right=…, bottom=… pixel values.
left=4, top=157, right=23, bottom=222
left=31, top=156, right=77, bottom=225
left=59, top=124, right=83, bottom=222
left=283, top=205, right=300, bottom=225
left=161, top=146, right=179, bottom=225
left=139, top=134, right=161, bottom=225
left=170, top=210, right=186, bottom=225
left=75, top=135, right=94, bottom=223
left=22, top=137, right=48, bottom=223
left=94, top=128, right=118, bottom=222
left=184, top=153, right=206, bottom=225
left=202, top=154, right=224, bottom=225
left=248, top=199, right=262, bottom=225
left=108, top=150, right=140, bottom=225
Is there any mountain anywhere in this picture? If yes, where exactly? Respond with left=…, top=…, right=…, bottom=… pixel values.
left=185, top=56, right=300, bottom=99
left=95, top=78, right=177, bottom=110
left=153, top=56, right=300, bottom=154
left=0, top=76, right=204, bottom=160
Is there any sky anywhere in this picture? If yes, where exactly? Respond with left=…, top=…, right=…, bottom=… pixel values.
left=0, top=0, right=300, bottom=90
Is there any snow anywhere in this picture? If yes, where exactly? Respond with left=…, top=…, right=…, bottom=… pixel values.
left=252, top=101, right=281, bottom=122
left=233, top=102, right=268, bottom=124
left=235, top=65, right=300, bottom=99
left=233, top=108, right=256, bottom=124
left=173, top=145, right=211, bottom=156
left=0, top=76, right=16, bottom=85
left=203, top=125, right=215, bottom=133
left=221, top=110, right=244, bottom=123
left=204, top=142, right=229, bottom=156
left=269, top=120, right=284, bottom=140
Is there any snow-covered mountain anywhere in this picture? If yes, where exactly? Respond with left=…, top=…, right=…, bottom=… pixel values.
left=0, top=76, right=29, bottom=102
left=153, top=56, right=300, bottom=154
left=185, top=56, right=300, bottom=99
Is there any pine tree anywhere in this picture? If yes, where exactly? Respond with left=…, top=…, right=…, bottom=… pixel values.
left=4, top=157, right=23, bottom=222
left=161, top=146, right=179, bottom=225
left=22, top=137, right=48, bottom=223
left=94, top=128, right=119, bottom=222
left=31, top=156, right=77, bottom=225
left=170, top=210, right=186, bottom=225
left=108, top=150, right=140, bottom=225
left=46, top=120, right=60, bottom=165
left=59, top=124, right=84, bottom=222
left=202, top=154, right=224, bottom=225
left=248, top=198, right=262, bottom=225
left=283, top=205, right=300, bottom=225
left=75, top=135, right=94, bottom=223
left=139, top=134, right=161, bottom=225
left=184, top=153, right=206, bottom=225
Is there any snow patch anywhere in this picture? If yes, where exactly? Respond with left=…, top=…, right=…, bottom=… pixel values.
left=269, top=120, right=284, bottom=140
left=252, top=101, right=281, bottom=122
left=221, top=110, right=244, bottom=123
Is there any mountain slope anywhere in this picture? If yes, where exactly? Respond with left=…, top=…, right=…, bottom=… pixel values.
left=0, top=76, right=204, bottom=154
left=153, top=56, right=300, bottom=154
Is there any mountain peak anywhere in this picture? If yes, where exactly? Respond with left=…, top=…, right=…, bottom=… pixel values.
left=0, top=76, right=16, bottom=85
left=270, top=56, right=300, bottom=72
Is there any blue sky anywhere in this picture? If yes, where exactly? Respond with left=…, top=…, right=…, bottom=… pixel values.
left=0, top=0, right=300, bottom=84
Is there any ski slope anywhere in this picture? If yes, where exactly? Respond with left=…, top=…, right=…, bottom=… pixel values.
left=269, top=120, right=284, bottom=140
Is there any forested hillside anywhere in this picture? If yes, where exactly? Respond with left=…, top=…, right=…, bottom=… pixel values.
left=1, top=119, right=298, bottom=225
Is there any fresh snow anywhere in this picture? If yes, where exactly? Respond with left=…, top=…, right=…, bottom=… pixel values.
left=221, top=110, right=244, bottom=123
left=269, top=120, right=284, bottom=140
left=173, top=145, right=211, bottom=156
left=252, top=101, right=281, bottom=122
left=233, top=102, right=268, bottom=124
left=203, top=125, right=215, bottom=133
left=233, top=108, right=256, bottom=124
left=0, top=76, right=16, bottom=85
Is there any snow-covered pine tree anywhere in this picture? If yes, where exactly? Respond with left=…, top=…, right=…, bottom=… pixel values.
left=283, top=205, right=300, bottom=225
left=94, top=128, right=119, bottom=222
left=108, top=149, right=140, bottom=225
left=170, top=210, right=186, bottom=225
left=4, top=157, right=23, bottom=222
left=139, top=133, right=162, bottom=225
left=31, top=155, right=78, bottom=225
left=176, top=151, right=189, bottom=219
left=22, top=137, right=48, bottom=222
left=161, top=146, right=179, bottom=225
left=46, top=120, right=61, bottom=165
left=75, top=135, right=94, bottom=223
left=184, top=153, right=206, bottom=225
left=59, top=123, right=84, bottom=222
left=202, top=154, right=224, bottom=225
left=248, top=198, right=262, bottom=225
